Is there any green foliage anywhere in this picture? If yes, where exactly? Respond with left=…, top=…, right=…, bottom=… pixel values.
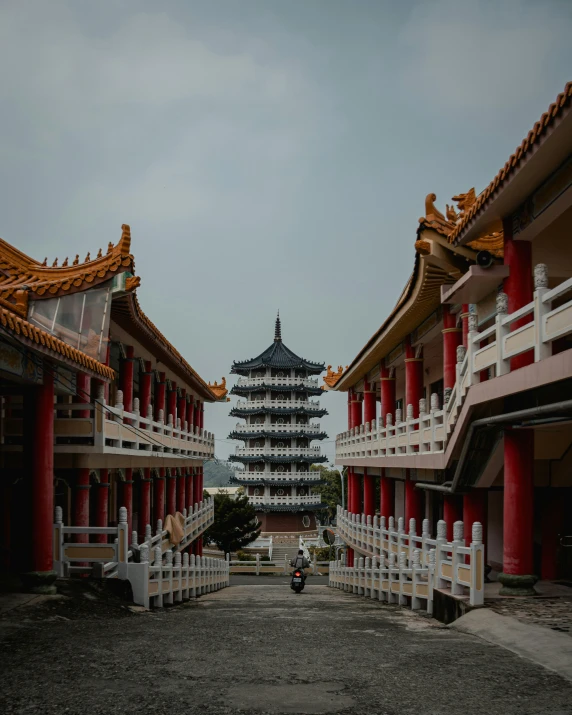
left=308, top=546, right=332, bottom=561
left=310, top=465, right=345, bottom=522
left=203, top=494, right=261, bottom=555
left=236, top=550, right=256, bottom=561
left=203, top=460, right=234, bottom=487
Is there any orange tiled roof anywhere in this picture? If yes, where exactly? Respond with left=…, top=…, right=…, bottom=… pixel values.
left=322, top=365, right=346, bottom=390
left=208, top=377, right=229, bottom=401
left=0, top=305, right=115, bottom=380
left=449, top=81, right=572, bottom=245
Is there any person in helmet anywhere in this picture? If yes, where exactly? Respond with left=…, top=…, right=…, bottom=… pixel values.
left=290, top=549, right=310, bottom=581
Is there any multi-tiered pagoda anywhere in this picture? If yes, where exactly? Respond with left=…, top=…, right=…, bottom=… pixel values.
left=228, top=315, right=329, bottom=533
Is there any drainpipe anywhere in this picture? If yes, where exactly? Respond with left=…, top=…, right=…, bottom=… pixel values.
left=418, top=399, right=572, bottom=494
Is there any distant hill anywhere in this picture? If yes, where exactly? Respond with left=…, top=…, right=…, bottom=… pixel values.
left=203, top=460, right=234, bottom=487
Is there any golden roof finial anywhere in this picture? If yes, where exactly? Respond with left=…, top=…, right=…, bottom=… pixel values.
left=208, top=376, right=228, bottom=401
left=322, top=365, right=344, bottom=389
left=42, top=257, right=47, bottom=266
left=52, top=257, right=58, bottom=267
left=62, top=257, right=69, bottom=267
left=73, top=255, right=79, bottom=265
left=119, top=224, right=131, bottom=255
left=425, top=193, right=446, bottom=223
left=107, top=242, right=113, bottom=254
left=452, top=188, right=477, bottom=218
left=84, top=252, right=91, bottom=262
left=97, top=248, right=103, bottom=259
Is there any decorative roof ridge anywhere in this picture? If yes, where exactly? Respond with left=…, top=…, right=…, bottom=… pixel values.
left=0, top=304, right=115, bottom=380
left=449, top=81, right=572, bottom=245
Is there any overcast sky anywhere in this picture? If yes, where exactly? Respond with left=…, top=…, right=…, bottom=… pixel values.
left=1, top=0, right=571, bottom=462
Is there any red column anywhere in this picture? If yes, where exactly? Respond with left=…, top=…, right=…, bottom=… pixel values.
left=404, top=470, right=422, bottom=526
left=154, top=469, right=166, bottom=525
left=352, top=472, right=362, bottom=514
left=186, top=469, right=194, bottom=511
left=463, top=490, right=488, bottom=553
left=95, top=468, right=109, bottom=543
left=139, top=467, right=152, bottom=538
left=198, top=468, right=204, bottom=502
left=363, top=379, right=376, bottom=425
left=25, top=369, right=56, bottom=591
left=155, top=372, right=166, bottom=421
left=188, top=397, right=195, bottom=432
left=350, top=393, right=362, bottom=429
left=73, top=468, right=91, bottom=544
left=405, top=339, right=423, bottom=419
left=461, top=304, right=470, bottom=349
left=167, top=382, right=177, bottom=425
left=380, top=363, right=395, bottom=426
left=177, top=470, right=186, bottom=513
left=499, top=428, right=536, bottom=594
left=121, top=346, right=135, bottom=414
left=541, top=490, right=563, bottom=581
left=167, top=469, right=177, bottom=515
left=122, top=468, right=133, bottom=535
left=380, top=469, right=394, bottom=519
left=503, top=217, right=533, bottom=370
left=444, top=494, right=463, bottom=542
left=363, top=469, right=375, bottom=517
left=178, top=389, right=187, bottom=429
left=442, top=306, right=462, bottom=393
left=140, top=361, right=152, bottom=424
left=76, top=372, right=91, bottom=418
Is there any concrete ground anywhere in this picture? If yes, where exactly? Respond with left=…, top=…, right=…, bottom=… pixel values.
left=2, top=580, right=572, bottom=715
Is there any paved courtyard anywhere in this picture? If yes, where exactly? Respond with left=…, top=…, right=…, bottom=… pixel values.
left=2, top=580, right=572, bottom=715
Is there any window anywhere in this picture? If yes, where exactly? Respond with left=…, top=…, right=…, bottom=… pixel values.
left=254, top=465, right=261, bottom=472
left=302, top=515, right=311, bottom=528
left=254, top=488, right=260, bottom=496
left=277, top=489, right=284, bottom=496
left=277, top=465, right=285, bottom=472
left=277, top=417, right=285, bottom=424
left=299, top=488, right=306, bottom=496
left=277, top=442, right=284, bottom=448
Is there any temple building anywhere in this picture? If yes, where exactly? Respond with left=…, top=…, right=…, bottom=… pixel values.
left=330, top=82, right=572, bottom=596
left=0, top=224, right=227, bottom=593
left=228, top=315, right=329, bottom=533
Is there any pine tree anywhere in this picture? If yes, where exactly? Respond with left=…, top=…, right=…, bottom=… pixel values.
left=204, top=492, right=262, bottom=555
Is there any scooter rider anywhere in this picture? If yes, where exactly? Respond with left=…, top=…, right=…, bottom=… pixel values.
left=290, top=549, right=310, bottom=580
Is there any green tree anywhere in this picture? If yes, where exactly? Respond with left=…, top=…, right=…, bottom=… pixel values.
left=203, top=492, right=261, bottom=555
left=310, top=465, right=345, bottom=523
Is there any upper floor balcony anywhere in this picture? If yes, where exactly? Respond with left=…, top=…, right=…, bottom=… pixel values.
left=233, top=470, right=322, bottom=482
left=234, top=446, right=322, bottom=458
left=234, top=398, right=322, bottom=412
left=248, top=494, right=322, bottom=507
left=232, top=422, right=321, bottom=434
left=336, top=265, right=572, bottom=464
left=236, top=376, right=319, bottom=389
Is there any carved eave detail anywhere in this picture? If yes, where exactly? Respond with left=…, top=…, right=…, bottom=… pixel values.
left=208, top=376, right=229, bottom=401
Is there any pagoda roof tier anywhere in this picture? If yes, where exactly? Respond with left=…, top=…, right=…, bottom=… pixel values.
left=231, top=384, right=323, bottom=396
left=229, top=407, right=328, bottom=418
left=254, top=503, right=328, bottom=513
left=228, top=455, right=329, bottom=464
left=229, top=476, right=326, bottom=486
left=228, top=430, right=328, bottom=441
left=231, top=314, right=325, bottom=375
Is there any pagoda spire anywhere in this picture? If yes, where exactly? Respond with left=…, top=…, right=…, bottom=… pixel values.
left=274, top=311, right=282, bottom=342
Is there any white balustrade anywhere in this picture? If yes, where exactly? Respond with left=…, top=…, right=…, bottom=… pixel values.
left=232, top=422, right=321, bottom=434
left=233, top=470, right=322, bottom=482
left=234, top=399, right=323, bottom=411
left=236, top=376, right=319, bottom=388
left=234, top=446, right=322, bottom=457
left=334, top=506, right=484, bottom=607
left=335, top=267, right=572, bottom=463
left=248, top=493, right=323, bottom=506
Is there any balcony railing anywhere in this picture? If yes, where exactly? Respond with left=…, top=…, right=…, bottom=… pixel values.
left=336, top=265, right=572, bottom=463
left=234, top=470, right=321, bottom=482
left=233, top=422, right=321, bottom=434
left=236, top=376, right=319, bottom=388
left=248, top=494, right=322, bottom=506
left=234, top=399, right=322, bottom=411
left=234, top=446, right=322, bottom=457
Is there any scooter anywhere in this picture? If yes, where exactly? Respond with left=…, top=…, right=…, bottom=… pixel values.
left=290, top=569, right=305, bottom=594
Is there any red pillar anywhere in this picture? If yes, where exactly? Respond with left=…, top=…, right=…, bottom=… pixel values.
left=73, top=468, right=91, bottom=544
left=139, top=467, right=152, bottom=538
left=442, top=306, right=462, bottom=393
left=463, top=489, right=488, bottom=555
left=178, top=389, right=187, bottom=429
left=177, top=469, right=186, bottom=513
left=405, top=339, right=423, bottom=419
left=380, top=364, right=396, bottom=426
left=189, top=397, right=195, bottom=429
left=363, top=379, right=376, bottom=425
left=461, top=304, right=470, bottom=349
left=167, top=469, right=177, bottom=515
left=155, top=372, right=166, bottom=421
left=363, top=469, right=375, bottom=517
left=76, top=372, right=91, bottom=418
left=499, top=428, right=536, bottom=594
left=541, top=490, right=563, bottom=581
left=122, top=468, right=133, bottom=535
left=503, top=217, right=533, bottom=370
left=350, top=394, right=362, bottom=430
left=352, top=472, right=362, bottom=514
left=140, top=361, right=152, bottom=424
left=95, top=468, right=109, bottom=543
left=186, top=467, right=198, bottom=512
left=154, top=469, right=166, bottom=525
left=404, top=470, right=422, bottom=526
left=121, top=346, right=135, bottom=414
left=380, top=469, right=394, bottom=519
left=167, top=382, right=177, bottom=425
left=26, top=369, right=56, bottom=592
left=443, top=494, right=463, bottom=542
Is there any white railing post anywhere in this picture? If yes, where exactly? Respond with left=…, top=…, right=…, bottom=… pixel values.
left=533, top=263, right=551, bottom=362
left=117, top=507, right=129, bottom=579
left=467, top=306, right=479, bottom=385
left=435, top=519, right=447, bottom=589
left=470, top=522, right=485, bottom=606
left=451, top=521, right=464, bottom=596
left=495, top=292, right=510, bottom=377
